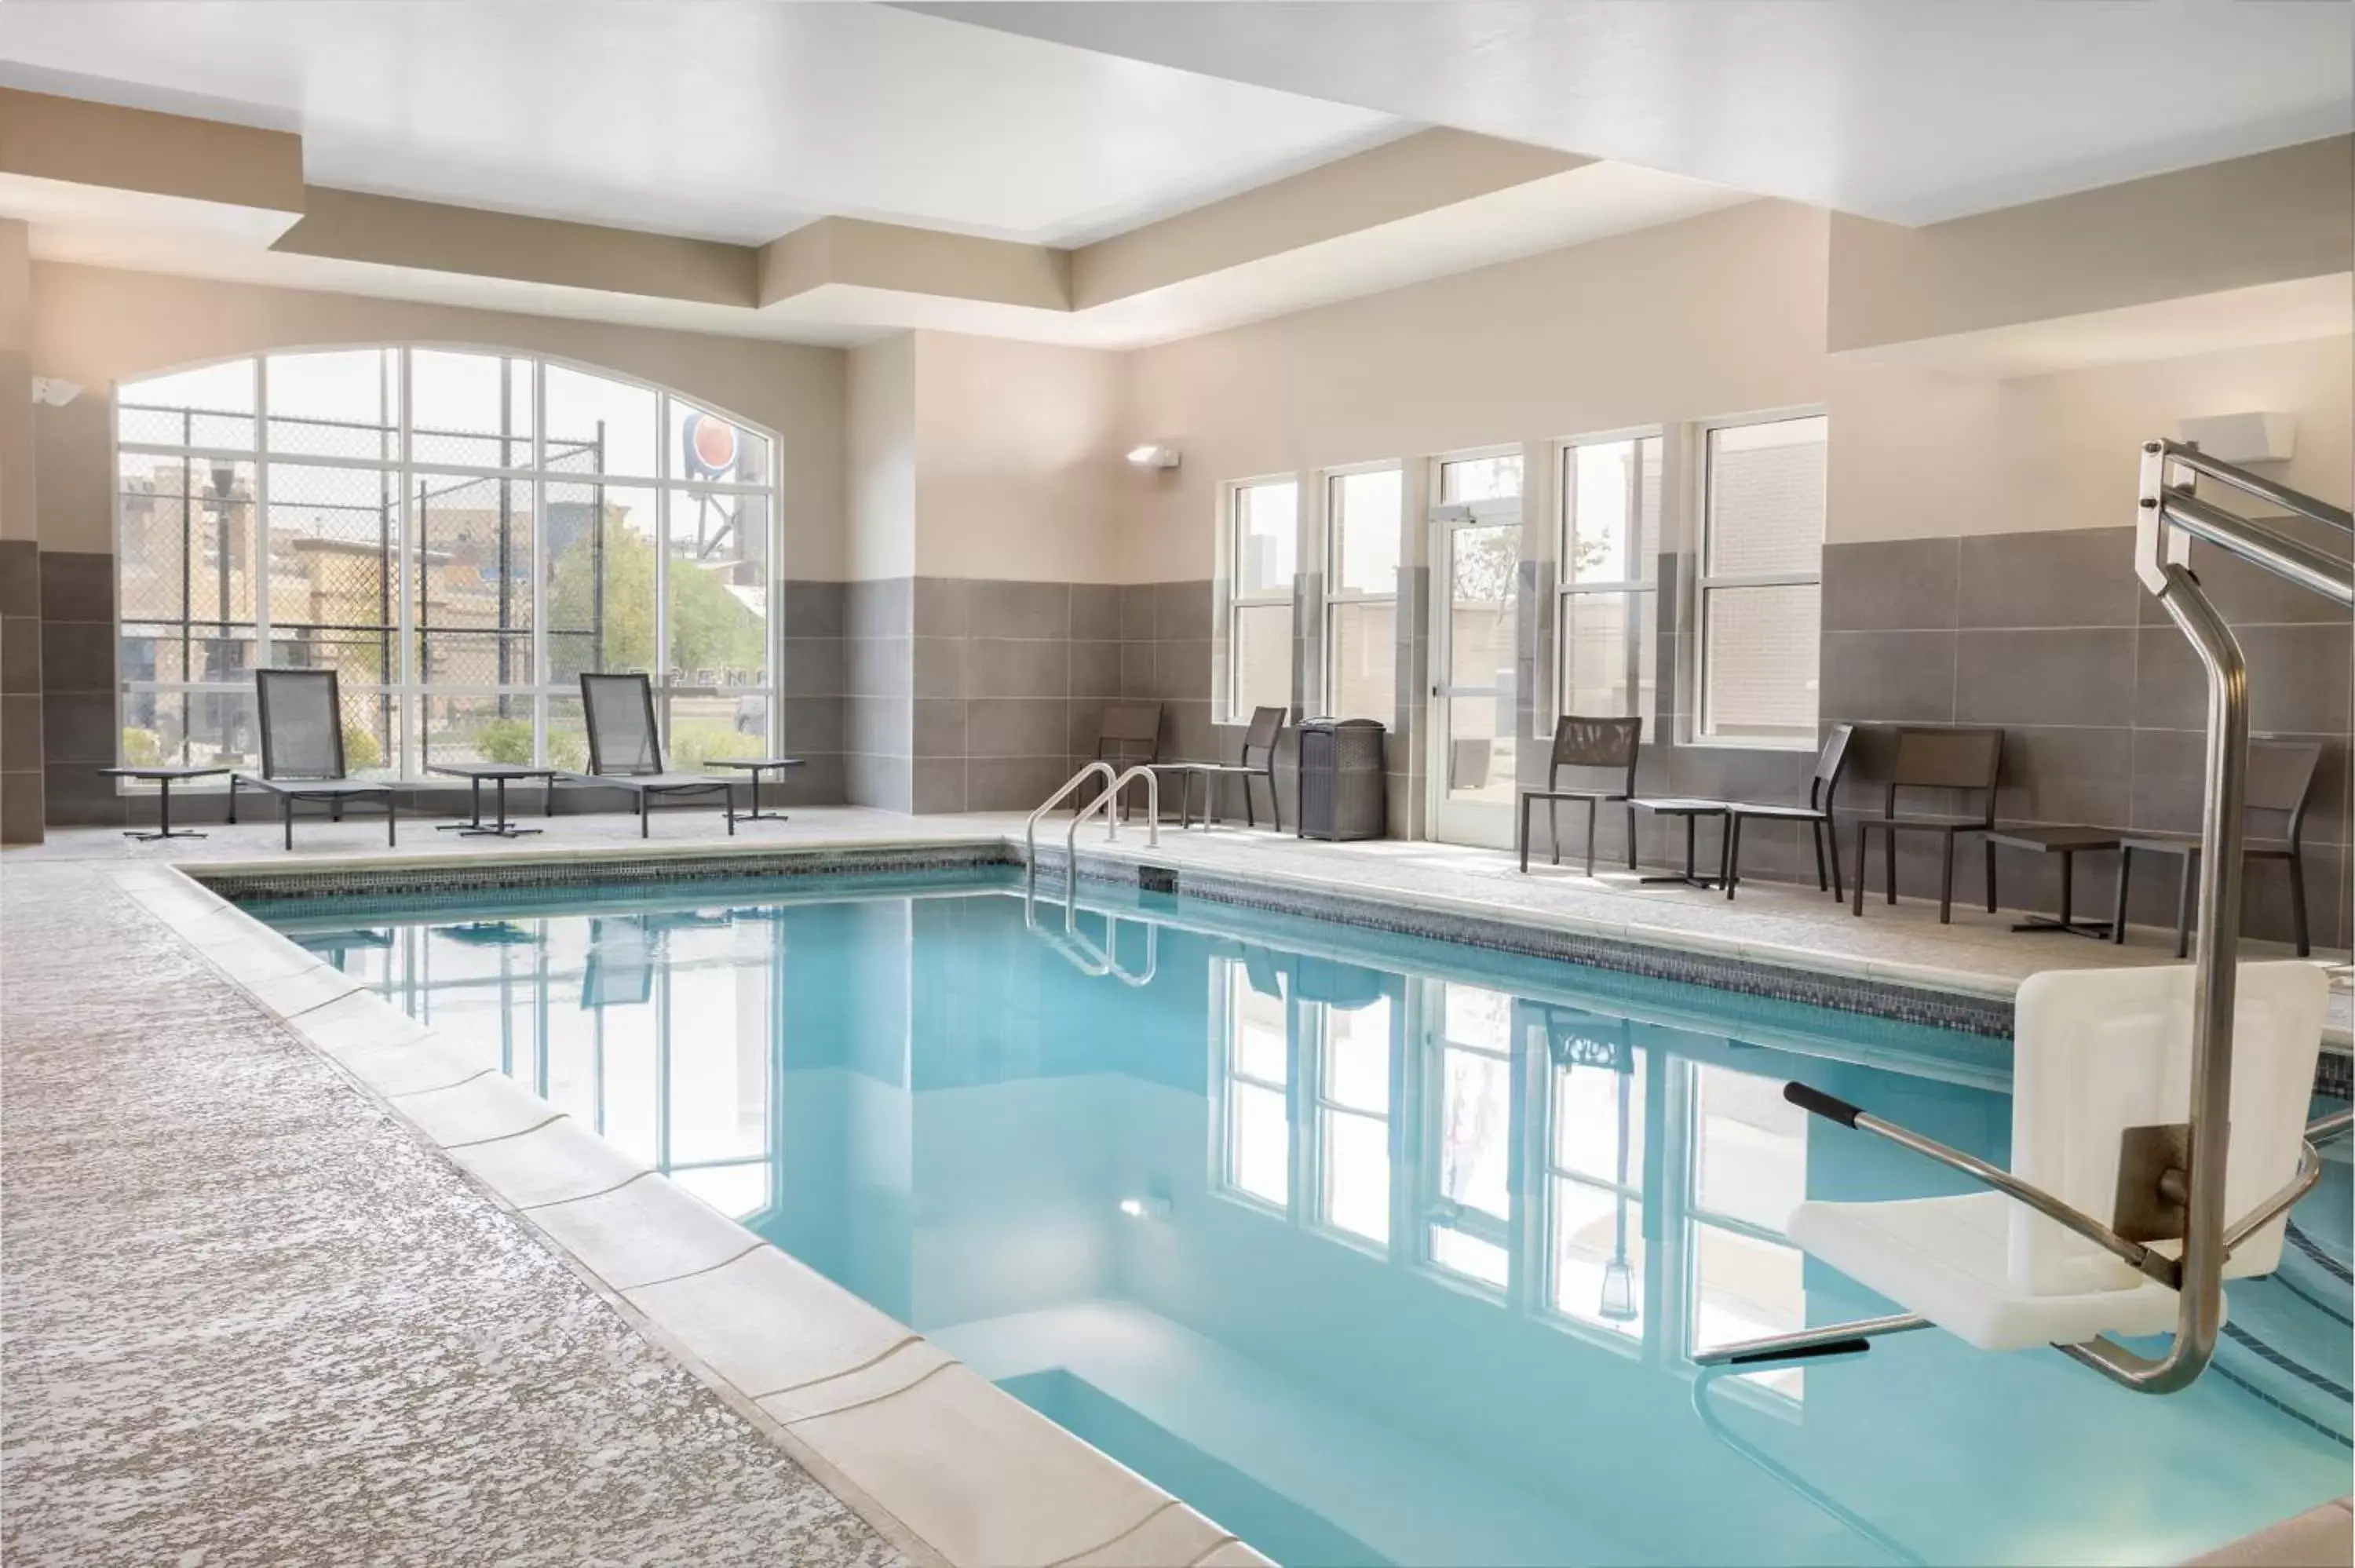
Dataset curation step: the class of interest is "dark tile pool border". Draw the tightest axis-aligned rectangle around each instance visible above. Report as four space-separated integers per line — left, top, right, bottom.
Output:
197 843 1013 904
201 837 2032 1039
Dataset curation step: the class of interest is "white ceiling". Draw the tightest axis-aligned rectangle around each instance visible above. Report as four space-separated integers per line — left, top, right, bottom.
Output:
915 0 2355 224
0 2 1409 246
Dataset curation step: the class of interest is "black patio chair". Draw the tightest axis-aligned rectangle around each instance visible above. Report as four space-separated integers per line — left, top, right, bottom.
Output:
1518 716 1642 876
2113 738 2321 957
1723 724 1855 902
1851 726 2003 924
228 669 398 850
566 673 737 837
1163 706 1286 830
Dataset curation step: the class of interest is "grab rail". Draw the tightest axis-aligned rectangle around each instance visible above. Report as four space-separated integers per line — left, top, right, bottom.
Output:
2056 439 2355 1395
1026 762 1116 903
1061 765 1160 923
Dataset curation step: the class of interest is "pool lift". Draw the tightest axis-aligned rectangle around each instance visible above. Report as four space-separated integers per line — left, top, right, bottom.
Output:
1024 761 1162 986
1697 440 2354 1395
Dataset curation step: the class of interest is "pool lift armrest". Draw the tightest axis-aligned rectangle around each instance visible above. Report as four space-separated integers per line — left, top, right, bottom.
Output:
1691 1088 2353 1373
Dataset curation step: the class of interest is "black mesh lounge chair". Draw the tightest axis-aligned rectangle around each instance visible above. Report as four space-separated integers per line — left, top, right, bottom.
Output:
1518 716 1641 875
228 669 398 850
1722 724 1855 901
1162 706 1285 830
1850 725 2003 924
568 673 737 838
2113 738 2321 958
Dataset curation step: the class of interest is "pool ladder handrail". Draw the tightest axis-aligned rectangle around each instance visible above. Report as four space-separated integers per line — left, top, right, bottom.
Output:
1695 441 2353 1396
1025 761 1118 906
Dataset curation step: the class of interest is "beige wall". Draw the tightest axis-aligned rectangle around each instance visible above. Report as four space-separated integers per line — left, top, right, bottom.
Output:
1116 199 1833 582
0 221 31 542
1829 137 2354 353
1829 334 2353 542
846 334 915 582
911 330 1125 582
26 262 847 573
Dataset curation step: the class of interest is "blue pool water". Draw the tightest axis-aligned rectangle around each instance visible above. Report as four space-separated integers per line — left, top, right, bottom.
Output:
250 870 2354 1567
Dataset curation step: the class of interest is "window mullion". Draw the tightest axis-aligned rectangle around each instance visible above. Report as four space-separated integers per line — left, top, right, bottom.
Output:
252 356 271 675
532 359 550 766
396 352 416 779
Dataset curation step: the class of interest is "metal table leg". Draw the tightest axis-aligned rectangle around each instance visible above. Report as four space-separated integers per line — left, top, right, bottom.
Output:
125 775 209 841
2010 846 2113 937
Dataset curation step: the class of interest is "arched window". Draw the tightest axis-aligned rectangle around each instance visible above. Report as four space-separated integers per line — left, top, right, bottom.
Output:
114 347 779 779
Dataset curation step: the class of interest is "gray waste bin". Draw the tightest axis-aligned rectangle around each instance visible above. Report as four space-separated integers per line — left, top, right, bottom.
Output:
1295 718 1386 841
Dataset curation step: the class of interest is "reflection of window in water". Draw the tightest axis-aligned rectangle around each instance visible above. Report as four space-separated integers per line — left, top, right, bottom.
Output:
347 913 778 1220
1687 1063 1811 1397
1429 985 1514 1287
1316 994 1392 1246
1548 1043 1646 1340
1221 963 1292 1210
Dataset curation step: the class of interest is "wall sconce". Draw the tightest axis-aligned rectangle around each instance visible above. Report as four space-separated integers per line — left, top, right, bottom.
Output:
31 377 81 408
1117 1194 1172 1219
1126 443 1181 471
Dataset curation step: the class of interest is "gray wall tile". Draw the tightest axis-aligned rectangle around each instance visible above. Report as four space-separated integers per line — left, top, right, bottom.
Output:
1154 581 1212 642
911 577 969 640
911 636 967 699
1821 538 1959 632
911 698 967 758
0 768 42 844
1072 584 1123 641
844 636 911 698
966 579 1069 640
0 542 36 619
780 636 844 698
780 696 845 756
780 579 847 639
2 692 41 774
41 691 115 764
1120 585 1157 642
1071 641 1123 698
2 616 41 694
36 552 111 624
1991 724 2134 826
847 695 911 758
1152 639 1211 703
845 578 911 639
1955 628 2134 727
1821 630 1955 724
845 750 909 814
967 698 1069 759
909 757 966 815
966 637 1069 698
1957 528 2138 629
967 755 1075 813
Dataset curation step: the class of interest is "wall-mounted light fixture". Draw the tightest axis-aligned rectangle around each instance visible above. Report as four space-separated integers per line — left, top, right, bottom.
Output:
1116 1194 1173 1219
31 377 81 408
1126 443 1181 471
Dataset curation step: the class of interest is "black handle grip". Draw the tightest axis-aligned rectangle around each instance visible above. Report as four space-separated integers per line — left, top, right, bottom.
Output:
1784 1081 1864 1129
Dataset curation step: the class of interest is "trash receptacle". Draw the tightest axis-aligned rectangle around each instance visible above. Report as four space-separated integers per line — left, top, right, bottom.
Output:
1295 718 1386 841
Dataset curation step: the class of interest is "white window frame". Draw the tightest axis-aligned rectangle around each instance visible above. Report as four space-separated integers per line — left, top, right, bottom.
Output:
1223 475 1298 722
1554 428 1662 727
1321 461 1404 727
1691 409 1827 749
110 343 783 784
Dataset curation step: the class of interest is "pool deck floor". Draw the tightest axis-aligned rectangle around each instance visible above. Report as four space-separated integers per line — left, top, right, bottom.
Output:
4 804 2349 1565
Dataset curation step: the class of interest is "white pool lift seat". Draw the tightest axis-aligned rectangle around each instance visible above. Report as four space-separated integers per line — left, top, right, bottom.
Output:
1785 962 2328 1354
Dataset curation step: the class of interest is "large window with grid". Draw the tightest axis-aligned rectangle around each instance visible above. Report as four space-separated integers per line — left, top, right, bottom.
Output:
1324 465 1402 724
113 348 778 780
1557 433 1662 724
1695 413 1827 745
1225 477 1298 720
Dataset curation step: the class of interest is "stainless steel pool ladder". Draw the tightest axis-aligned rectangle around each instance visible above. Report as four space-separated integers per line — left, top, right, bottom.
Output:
1024 761 1160 922
1697 440 2353 1395
1028 906 1160 987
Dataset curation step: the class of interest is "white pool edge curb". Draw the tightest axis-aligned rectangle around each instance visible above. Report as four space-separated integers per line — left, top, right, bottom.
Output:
108 862 1265 1568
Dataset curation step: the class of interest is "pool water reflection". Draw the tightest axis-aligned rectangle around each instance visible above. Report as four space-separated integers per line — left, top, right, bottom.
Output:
255 875 2354 1567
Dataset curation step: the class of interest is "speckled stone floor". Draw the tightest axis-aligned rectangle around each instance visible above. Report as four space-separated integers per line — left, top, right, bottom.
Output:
0 859 910 1568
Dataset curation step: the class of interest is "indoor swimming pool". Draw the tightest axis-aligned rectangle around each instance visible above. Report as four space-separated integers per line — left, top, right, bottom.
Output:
248 870 2354 1567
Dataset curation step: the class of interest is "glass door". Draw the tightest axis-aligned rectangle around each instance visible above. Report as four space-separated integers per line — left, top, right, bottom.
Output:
1427 475 1523 848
